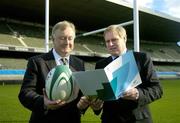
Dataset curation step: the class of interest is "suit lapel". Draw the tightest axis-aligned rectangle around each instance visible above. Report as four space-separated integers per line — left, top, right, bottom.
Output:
69 55 77 72
44 52 79 72
44 50 56 71
106 56 113 66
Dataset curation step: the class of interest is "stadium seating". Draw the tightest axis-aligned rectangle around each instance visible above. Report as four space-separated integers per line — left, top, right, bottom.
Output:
0 58 27 69
6 22 45 48
76 35 107 54
0 22 21 46
0 19 180 72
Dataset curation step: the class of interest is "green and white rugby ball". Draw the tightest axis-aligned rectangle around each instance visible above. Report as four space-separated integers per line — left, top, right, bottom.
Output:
45 65 73 101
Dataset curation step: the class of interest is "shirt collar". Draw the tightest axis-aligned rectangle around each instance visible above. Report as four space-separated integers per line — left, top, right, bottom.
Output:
52 48 70 65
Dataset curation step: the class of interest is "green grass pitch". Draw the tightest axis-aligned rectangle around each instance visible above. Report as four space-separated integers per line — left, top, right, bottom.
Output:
0 79 179 123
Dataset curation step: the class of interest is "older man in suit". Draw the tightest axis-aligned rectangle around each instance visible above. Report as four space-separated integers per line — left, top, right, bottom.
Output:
18 21 88 123
91 25 163 123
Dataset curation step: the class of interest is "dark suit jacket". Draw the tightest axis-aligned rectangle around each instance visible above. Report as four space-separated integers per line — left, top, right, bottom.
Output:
18 50 85 123
95 52 163 123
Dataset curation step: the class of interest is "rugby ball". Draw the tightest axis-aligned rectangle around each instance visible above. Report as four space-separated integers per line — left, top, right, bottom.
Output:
45 65 73 101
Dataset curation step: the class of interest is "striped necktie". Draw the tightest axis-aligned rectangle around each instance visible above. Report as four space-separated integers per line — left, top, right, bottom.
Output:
61 58 68 65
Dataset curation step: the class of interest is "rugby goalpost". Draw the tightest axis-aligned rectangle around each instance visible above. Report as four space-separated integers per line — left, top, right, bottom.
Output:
44 0 140 52
45 0 49 52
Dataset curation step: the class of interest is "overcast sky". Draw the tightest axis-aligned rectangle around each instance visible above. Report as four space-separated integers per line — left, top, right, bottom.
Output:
123 0 180 19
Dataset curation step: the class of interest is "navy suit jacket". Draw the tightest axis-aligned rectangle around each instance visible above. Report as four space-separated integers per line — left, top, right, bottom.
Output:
95 52 163 123
18 50 85 123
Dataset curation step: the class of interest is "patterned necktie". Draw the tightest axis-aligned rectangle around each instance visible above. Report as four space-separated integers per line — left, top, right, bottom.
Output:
61 58 68 65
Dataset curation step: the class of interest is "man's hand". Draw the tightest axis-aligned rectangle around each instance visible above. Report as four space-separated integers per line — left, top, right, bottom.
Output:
122 88 139 100
90 98 104 111
77 96 90 110
43 88 66 110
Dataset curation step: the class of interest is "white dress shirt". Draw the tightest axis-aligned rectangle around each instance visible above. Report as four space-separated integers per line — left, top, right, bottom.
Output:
52 49 70 66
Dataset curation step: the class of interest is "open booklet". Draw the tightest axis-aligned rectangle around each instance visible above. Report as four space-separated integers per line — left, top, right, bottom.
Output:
72 51 142 101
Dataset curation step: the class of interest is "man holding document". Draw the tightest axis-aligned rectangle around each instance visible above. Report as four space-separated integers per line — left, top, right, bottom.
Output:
91 25 163 123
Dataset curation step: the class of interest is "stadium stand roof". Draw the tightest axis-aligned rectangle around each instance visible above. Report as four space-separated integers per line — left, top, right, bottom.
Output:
1 0 180 43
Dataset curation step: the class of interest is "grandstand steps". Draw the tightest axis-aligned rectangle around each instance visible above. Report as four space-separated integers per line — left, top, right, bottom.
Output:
0 19 180 75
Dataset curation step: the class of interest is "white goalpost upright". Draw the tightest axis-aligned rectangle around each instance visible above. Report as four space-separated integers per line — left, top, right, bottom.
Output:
45 0 49 52
133 0 140 52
